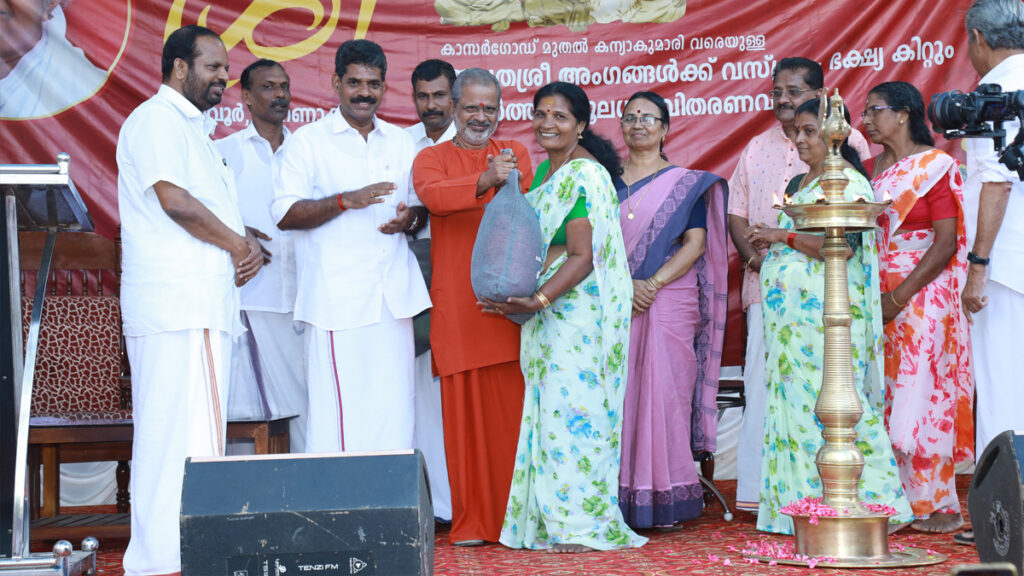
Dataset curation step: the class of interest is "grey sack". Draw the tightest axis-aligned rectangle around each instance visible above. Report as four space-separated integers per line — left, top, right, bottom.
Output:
470 169 544 325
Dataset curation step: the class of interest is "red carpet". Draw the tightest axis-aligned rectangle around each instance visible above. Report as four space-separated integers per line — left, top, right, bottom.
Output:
71 477 982 575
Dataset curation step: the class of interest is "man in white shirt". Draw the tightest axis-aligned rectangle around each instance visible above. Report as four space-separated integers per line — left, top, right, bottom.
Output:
116 25 262 576
0 2 105 118
961 0 1024 471
217 59 307 453
727 57 871 512
272 39 430 454
405 58 456 522
406 59 457 149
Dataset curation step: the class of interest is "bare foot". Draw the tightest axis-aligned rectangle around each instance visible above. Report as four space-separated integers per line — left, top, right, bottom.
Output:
912 512 965 534
547 544 594 554
888 520 912 535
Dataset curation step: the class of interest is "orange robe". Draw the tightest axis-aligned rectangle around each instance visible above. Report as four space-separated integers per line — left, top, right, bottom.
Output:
413 139 532 542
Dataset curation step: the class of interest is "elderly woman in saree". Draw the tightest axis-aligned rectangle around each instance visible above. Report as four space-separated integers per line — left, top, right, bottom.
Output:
481 81 646 553
745 98 913 535
862 81 972 534
612 91 728 531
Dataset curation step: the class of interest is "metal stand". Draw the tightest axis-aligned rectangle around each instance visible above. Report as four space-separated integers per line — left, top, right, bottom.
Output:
1 154 99 575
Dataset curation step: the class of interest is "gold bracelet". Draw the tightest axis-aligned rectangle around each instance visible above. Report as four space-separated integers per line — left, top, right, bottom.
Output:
745 255 757 270
649 273 666 290
535 290 551 308
889 291 907 308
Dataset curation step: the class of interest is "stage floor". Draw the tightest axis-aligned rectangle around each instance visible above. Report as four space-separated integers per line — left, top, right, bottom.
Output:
72 476 980 575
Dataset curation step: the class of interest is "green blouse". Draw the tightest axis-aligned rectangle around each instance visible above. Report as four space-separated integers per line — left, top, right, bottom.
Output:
532 160 589 246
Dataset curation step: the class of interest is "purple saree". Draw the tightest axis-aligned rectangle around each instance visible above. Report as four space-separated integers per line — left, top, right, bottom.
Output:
615 166 729 528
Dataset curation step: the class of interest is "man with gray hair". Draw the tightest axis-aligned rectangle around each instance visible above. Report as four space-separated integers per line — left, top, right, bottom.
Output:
960 0 1024 538
412 68 533 546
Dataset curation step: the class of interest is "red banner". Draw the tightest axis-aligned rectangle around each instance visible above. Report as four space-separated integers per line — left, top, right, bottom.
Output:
1 1 978 365
1 0 978 240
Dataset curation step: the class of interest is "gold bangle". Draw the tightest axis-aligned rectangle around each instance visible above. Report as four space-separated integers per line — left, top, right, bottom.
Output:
745 255 757 270
649 273 666 290
535 290 551 308
889 291 907 308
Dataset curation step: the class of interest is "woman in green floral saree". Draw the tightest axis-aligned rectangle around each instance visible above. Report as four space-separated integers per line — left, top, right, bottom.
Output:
481 82 646 552
745 99 913 535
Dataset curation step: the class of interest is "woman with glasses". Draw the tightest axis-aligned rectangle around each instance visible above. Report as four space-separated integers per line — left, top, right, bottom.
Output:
745 98 913 535
485 82 646 553
863 81 972 534
611 91 729 531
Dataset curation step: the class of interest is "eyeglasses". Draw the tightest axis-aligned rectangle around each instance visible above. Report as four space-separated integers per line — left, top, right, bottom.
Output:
767 88 815 100
459 103 499 116
621 115 663 127
860 105 899 119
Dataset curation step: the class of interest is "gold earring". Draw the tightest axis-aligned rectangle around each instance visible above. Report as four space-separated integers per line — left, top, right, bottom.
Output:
578 132 583 140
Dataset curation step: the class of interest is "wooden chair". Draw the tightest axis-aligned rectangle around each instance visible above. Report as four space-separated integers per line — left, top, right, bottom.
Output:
21 231 295 544
20 230 133 541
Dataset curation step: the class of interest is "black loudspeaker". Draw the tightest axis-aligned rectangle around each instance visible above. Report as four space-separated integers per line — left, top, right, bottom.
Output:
969 431 1024 574
180 450 433 576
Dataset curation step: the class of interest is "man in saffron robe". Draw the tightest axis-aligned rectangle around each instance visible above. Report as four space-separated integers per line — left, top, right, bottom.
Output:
412 68 532 546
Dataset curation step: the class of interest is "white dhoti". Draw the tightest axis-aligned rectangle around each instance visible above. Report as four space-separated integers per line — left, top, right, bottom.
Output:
413 350 452 521
228 310 308 453
306 303 415 453
974 281 1024 455
123 329 230 576
736 303 767 511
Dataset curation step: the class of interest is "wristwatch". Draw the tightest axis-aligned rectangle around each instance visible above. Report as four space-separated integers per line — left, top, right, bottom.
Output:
967 251 991 266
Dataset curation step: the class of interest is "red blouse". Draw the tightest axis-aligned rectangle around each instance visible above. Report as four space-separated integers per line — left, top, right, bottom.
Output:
868 157 958 230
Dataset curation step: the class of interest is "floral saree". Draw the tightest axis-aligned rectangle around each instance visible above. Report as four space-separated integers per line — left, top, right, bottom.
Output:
500 158 646 550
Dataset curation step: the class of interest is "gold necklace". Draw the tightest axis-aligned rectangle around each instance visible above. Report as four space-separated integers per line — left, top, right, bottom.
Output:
625 158 663 220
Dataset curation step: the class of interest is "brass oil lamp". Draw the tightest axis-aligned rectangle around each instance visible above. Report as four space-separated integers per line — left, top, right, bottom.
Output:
744 90 946 568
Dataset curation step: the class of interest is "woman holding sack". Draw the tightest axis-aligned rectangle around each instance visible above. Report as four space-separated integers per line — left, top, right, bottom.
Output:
745 98 913 535
862 81 972 534
612 91 729 531
480 81 645 553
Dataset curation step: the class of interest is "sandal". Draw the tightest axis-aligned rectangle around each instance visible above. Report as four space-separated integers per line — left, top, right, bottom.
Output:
953 530 976 546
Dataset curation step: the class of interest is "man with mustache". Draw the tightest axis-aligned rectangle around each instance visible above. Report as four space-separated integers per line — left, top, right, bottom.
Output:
116 25 263 576
727 57 870 514
407 59 457 149
405 58 456 523
216 59 307 454
272 39 429 454
412 68 532 545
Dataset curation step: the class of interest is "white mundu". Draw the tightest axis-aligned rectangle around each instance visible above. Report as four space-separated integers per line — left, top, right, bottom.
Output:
217 124 308 453
406 120 457 521
117 84 243 576
272 110 430 453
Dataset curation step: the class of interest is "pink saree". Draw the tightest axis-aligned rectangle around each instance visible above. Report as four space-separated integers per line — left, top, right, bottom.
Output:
872 149 973 517
616 166 728 528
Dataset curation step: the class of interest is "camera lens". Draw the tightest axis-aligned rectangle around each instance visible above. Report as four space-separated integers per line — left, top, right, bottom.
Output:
928 91 972 132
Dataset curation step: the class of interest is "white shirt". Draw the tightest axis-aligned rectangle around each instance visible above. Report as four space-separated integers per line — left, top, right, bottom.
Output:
406 120 456 240
272 109 430 331
117 85 244 337
405 121 457 153
964 53 1024 294
0 7 106 119
216 124 297 313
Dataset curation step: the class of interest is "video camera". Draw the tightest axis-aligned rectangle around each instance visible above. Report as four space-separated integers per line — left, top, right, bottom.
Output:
928 83 1024 180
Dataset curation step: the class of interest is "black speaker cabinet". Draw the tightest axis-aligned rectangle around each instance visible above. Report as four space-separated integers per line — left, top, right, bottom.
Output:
969 431 1024 574
180 450 433 576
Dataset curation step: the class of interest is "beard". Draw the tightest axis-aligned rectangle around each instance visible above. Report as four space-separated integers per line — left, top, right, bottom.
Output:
183 69 225 112
458 120 496 147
